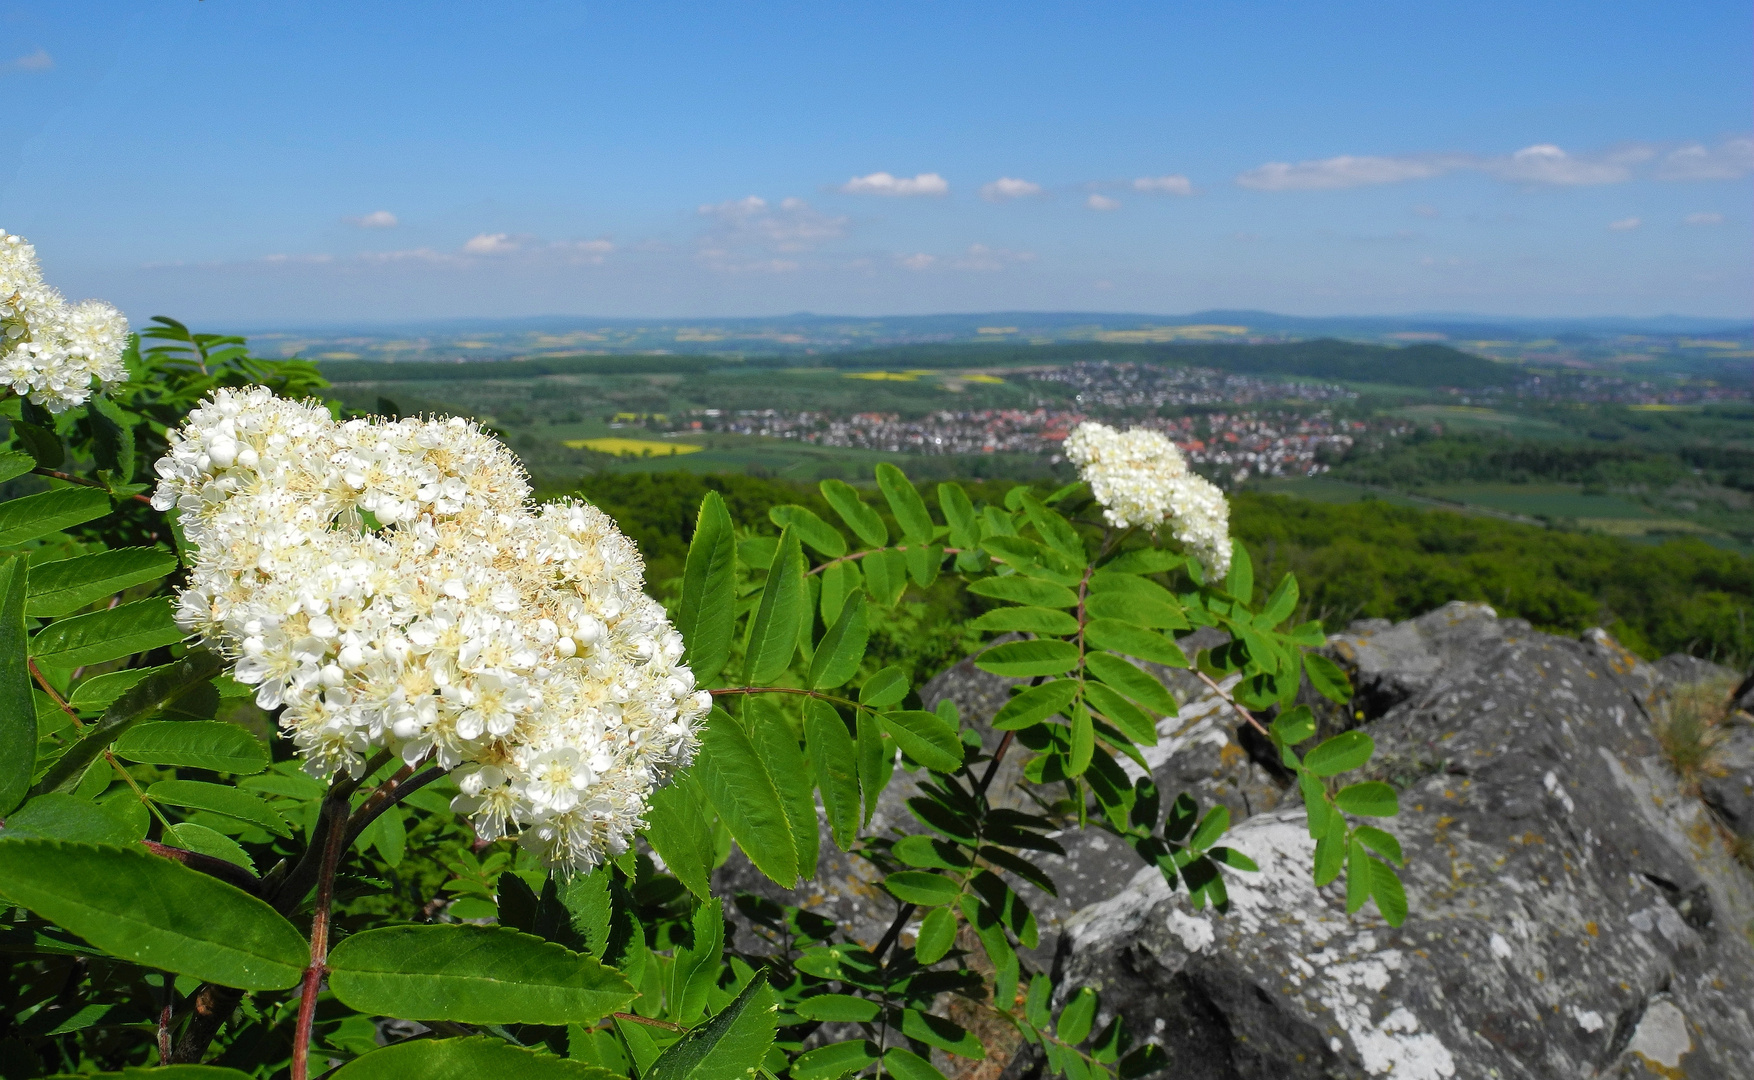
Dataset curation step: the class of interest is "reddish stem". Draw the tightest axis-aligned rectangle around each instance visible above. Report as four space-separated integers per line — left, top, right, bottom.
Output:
1192 668 1273 738
29 659 84 732
290 797 349 1080
32 467 153 504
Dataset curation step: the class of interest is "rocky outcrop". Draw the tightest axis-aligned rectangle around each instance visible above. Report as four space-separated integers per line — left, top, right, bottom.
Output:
1053 603 1754 1080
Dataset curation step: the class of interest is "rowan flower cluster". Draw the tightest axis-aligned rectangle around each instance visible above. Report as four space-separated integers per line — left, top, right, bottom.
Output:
0 231 129 413
152 387 710 871
1064 421 1232 579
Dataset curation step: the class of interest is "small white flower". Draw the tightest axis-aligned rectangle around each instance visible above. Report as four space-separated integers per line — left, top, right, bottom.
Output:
1065 421 1232 578
0 232 129 412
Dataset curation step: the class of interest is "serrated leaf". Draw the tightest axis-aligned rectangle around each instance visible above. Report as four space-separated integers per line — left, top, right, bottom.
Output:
1067 702 1094 777
0 487 111 547
147 780 289 836
862 548 908 607
645 971 777 1080
642 772 714 901
770 504 847 558
818 558 860 626
1085 619 1187 667
975 639 1080 677
885 870 959 906
1084 652 1178 715
1261 573 1299 627
1056 986 1098 1045
858 665 909 708
1080 680 1156 745
1354 825 1404 865
967 576 1079 609
0 449 35 483
879 710 963 773
331 1035 620 1079
1303 730 1374 777
29 597 184 668
1303 652 1352 704
11 417 63 469
1100 549 1185 575
856 712 889 828
808 591 867 690
1334 781 1399 817
1225 540 1253 602
937 482 978 550
1368 857 1408 925
162 821 255 872
743 525 804 683
913 907 958 969
696 709 799 888
668 898 724 1024
793 1039 880 1080
1312 812 1346 888
0 557 30 815
904 542 943 588
819 478 887 548
1271 704 1316 747
796 993 881 1023
328 924 635 1025
875 463 933 544
1208 845 1259 872
968 606 1080 635
678 491 737 682
1019 493 1082 561
746 697 819 880
992 678 1078 731
0 840 306 989
25 549 177 618
902 1009 984 1059
1345 836 1371 914
0 792 138 844
112 721 268 775
1188 805 1230 851
884 1047 950 1080
88 396 137 481
804 699 860 850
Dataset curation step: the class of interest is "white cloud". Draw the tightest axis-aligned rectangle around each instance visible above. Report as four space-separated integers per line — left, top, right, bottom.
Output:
1132 175 1193 195
1484 144 1639 186
5 48 52 74
980 177 1042 201
1236 154 1447 191
1657 138 1754 181
897 253 937 271
462 232 520 254
346 210 398 229
1086 194 1121 211
1684 212 1725 226
951 243 1034 271
840 171 949 197
1608 217 1642 231
698 196 846 251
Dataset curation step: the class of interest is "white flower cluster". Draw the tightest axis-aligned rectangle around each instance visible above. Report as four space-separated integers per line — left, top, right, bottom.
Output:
1064 421 1232 579
0 231 129 413
152 387 710 871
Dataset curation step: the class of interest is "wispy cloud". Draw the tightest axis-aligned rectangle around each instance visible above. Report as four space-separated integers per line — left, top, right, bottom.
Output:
840 171 949 197
1657 138 1754 181
1086 194 1121 211
5 48 52 74
980 177 1042 201
951 243 1034 271
1481 144 1645 185
1608 217 1642 231
1237 137 1752 192
897 252 936 271
345 210 398 229
462 232 520 255
1684 212 1726 226
1132 175 1193 195
698 196 846 251
1237 154 1449 191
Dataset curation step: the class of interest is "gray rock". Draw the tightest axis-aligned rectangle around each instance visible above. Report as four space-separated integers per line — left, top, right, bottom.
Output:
1053 606 1754 1080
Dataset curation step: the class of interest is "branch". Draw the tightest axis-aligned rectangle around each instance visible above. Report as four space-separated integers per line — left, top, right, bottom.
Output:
805 545 965 577
291 796 349 1080
29 659 84 732
141 839 262 894
31 467 153 505
1192 668 1273 738
343 764 444 850
612 1012 685 1032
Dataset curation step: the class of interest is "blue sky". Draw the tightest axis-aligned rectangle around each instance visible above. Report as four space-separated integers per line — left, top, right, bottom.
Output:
2 0 1750 324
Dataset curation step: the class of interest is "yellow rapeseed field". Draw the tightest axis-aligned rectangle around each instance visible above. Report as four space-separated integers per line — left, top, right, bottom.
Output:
564 437 703 456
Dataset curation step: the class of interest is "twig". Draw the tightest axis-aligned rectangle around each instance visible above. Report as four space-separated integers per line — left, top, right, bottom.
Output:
343 764 444 850
31 467 153 504
804 546 965 578
29 659 84 732
291 796 349 1080
612 1012 686 1032
1192 668 1273 738
141 839 262 894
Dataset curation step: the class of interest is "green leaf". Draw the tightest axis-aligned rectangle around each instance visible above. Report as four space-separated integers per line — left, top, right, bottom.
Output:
818 558 859 626
89 396 137 481
0 840 305 989
147 780 289 837
1303 653 1352 704
745 697 819 881
31 651 227 795
670 899 724 1026
0 792 138 844
12 418 63 469
65 665 165 713
808 591 868 690
770 504 847 558
742 526 804 683
864 548 909 606
1271 705 1316 747
1084 619 1187 667
678 491 737 682
29 597 184 669
967 576 1079 609
25 549 176 621
1208 845 1259 872
993 678 1078 731
1100 549 1184 575
968 606 1080 635
883 1047 950 1080
1025 973 1053 1029
1334 781 1399 817
894 835 971 871
330 1036 620 1079
856 712 889 828
793 1039 880 1080
1080 681 1156 746
901 1009 984 1059
1082 590 1188 629
975 639 1080 678
0 487 111 547
113 721 268 775
696 709 799 887
1302 731 1375 777
1368 857 1408 926
644 971 778 1080
643 773 714 902
804 699 860 850
1188 805 1230 851
0 557 31 816
1019 494 1082 561
328 924 635 1025
819 479 888 548
1261 573 1299 627
1056 986 1098 1045
884 870 959 906
1084 652 1178 715
1067 703 1094 777
0 449 35 483
1312 813 1346 888
875 463 933 544
1354 825 1404 865
858 665 910 708
913 904 958 964
879 710 964 773
1225 540 1253 602
903 542 943 588
937 482 979 550
162 822 255 872
795 994 881 1023
1345 836 1371 914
